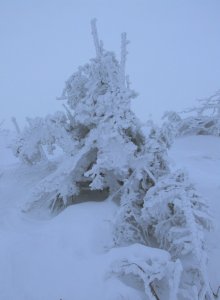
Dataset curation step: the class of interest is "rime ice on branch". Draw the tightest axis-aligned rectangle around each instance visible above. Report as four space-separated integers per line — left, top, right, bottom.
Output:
91 18 103 58
120 32 129 88
162 89 220 138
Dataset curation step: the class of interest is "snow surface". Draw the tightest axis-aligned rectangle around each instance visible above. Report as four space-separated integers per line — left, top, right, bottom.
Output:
0 133 220 299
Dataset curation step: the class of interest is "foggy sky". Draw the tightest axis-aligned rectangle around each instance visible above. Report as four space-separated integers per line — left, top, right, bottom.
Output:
1 0 220 129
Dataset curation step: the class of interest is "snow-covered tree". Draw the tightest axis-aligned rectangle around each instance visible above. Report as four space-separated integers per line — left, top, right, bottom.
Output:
11 20 214 299
12 19 147 214
163 90 220 138
113 120 169 247
109 244 182 300
141 170 212 299
160 111 182 146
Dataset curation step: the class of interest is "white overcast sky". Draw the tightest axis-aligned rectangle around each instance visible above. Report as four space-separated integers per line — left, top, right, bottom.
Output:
1 0 220 129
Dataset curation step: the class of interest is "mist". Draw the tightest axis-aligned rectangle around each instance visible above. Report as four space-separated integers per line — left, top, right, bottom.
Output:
1 0 220 129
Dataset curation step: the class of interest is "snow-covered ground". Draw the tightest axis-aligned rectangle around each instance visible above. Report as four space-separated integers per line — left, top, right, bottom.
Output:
0 133 220 299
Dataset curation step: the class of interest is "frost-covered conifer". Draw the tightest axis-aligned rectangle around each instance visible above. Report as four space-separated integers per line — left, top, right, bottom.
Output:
13 19 147 213
110 244 182 300
12 112 75 165
141 170 213 299
113 120 169 246
11 21 213 299
164 90 220 138
161 111 182 147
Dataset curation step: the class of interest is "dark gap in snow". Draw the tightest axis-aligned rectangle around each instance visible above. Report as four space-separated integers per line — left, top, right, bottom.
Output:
67 188 110 205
